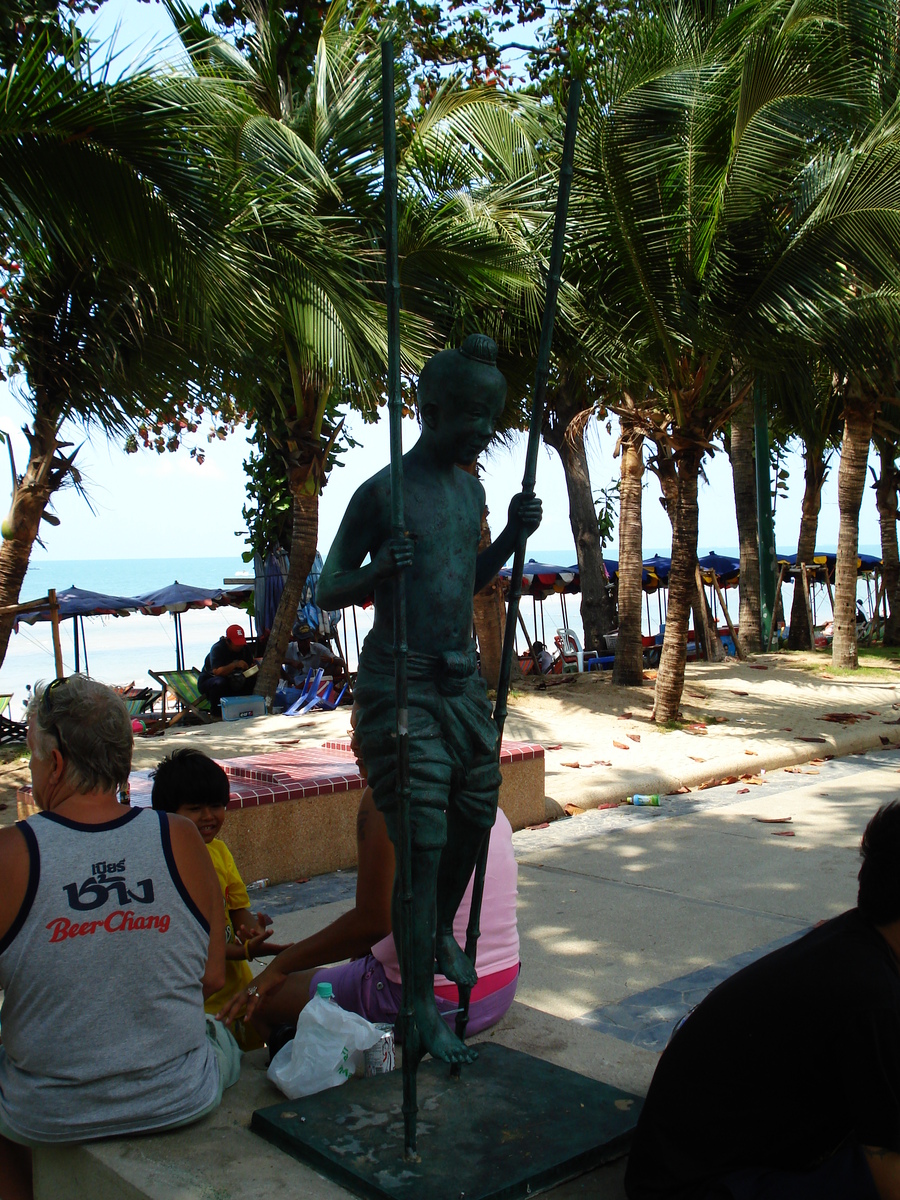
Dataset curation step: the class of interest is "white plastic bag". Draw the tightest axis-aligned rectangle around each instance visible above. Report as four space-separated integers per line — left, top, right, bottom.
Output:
267 994 386 1099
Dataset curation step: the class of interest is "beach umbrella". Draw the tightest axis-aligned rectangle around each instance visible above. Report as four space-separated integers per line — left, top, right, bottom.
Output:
15 586 142 675
642 554 671 587
136 581 253 669
698 552 740 587
253 550 289 636
498 560 579 602
16 586 140 622
297 551 343 638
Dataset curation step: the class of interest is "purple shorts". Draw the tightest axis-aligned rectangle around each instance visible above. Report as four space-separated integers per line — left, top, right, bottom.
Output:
309 955 519 1036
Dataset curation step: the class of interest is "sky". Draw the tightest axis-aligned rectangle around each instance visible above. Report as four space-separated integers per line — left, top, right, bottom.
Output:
0 0 884 571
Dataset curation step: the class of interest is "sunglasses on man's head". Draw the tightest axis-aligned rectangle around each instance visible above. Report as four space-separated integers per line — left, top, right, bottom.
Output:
40 677 69 756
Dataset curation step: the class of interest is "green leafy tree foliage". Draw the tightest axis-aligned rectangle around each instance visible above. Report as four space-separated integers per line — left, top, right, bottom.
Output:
571 0 900 722
0 0 101 68
0 31 259 662
166 0 541 698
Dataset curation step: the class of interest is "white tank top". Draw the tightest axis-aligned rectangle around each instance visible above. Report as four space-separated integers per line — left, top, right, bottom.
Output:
0 808 219 1143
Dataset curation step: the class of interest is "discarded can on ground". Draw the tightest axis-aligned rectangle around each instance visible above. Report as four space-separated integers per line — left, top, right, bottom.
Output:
364 1025 395 1076
629 794 660 807
246 877 270 891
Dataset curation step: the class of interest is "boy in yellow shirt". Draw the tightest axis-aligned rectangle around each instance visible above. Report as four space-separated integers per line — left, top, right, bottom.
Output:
151 749 288 1049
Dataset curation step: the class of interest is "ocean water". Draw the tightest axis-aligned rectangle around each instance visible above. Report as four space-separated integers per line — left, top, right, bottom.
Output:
3 557 254 717
0 542 879 720
0 551 588 713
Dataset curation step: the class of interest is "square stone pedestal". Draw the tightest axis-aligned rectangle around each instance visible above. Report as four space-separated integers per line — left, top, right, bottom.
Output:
252 1043 641 1200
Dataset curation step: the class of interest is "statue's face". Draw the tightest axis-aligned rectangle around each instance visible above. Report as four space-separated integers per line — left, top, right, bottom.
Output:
430 390 505 465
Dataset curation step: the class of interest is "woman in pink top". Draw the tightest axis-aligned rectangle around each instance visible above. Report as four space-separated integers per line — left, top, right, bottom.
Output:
218 787 519 1042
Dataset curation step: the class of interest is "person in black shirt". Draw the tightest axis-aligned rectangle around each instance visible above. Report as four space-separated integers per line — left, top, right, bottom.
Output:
197 625 256 716
625 801 900 1200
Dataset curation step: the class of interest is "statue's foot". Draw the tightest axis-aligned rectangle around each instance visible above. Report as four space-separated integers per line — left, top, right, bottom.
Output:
435 931 477 989
412 999 477 1065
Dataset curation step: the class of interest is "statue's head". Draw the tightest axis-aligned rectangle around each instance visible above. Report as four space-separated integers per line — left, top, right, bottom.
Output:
417 334 507 464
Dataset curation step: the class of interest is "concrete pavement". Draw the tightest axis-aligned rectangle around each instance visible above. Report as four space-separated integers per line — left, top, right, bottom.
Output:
39 747 900 1198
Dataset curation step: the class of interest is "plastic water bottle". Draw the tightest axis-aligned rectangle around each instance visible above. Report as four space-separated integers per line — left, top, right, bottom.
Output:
316 981 338 1004
629 793 660 806
311 981 357 1078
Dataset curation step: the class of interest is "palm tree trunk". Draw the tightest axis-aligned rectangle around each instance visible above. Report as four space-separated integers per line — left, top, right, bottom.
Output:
560 422 615 649
832 379 877 669
875 438 900 646
613 414 645 685
255 488 319 700
787 448 826 650
654 449 702 723
0 401 63 665
542 385 615 651
729 388 762 652
655 444 723 666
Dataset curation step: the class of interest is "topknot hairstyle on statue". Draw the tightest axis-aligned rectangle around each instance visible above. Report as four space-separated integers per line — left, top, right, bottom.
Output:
150 748 230 814
416 333 507 416
459 332 499 364
857 800 900 925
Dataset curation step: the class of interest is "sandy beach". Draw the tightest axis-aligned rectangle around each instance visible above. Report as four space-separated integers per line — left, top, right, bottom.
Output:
5 651 900 829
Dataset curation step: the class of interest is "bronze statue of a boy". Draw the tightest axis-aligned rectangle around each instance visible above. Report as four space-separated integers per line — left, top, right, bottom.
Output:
318 334 541 1065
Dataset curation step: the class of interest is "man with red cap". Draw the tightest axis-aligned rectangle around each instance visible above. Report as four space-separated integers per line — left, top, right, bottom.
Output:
197 625 256 715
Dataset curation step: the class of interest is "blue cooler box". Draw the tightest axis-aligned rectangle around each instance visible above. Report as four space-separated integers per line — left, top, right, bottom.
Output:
221 694 267 721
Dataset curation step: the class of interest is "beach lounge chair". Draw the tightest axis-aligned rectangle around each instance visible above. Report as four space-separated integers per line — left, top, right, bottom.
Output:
148 669 214 727
309 681 349 711
0 694 27 745
119 687 161 717
284 669 324 716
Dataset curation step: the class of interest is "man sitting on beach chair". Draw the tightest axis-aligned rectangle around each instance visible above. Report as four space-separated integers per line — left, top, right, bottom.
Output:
197 625 256 717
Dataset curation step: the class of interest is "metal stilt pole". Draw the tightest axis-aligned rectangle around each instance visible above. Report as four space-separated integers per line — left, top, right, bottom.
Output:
381 36 417 1160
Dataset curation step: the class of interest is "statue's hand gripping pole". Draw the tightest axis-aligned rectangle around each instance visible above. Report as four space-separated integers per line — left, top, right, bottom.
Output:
382 36 418 1159
452 77 583 1071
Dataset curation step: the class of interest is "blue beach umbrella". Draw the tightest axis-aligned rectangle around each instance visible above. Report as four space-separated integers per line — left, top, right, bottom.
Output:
698 552 740 587
15 586 141 675
136 581 253 669
642 554 671 589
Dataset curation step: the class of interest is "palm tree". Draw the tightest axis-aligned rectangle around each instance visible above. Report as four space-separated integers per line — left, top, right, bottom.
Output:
873 429 900 645
727 385 762 653
571 0 900 721
765 366 842 649
612 399 646 685
540 366 616 653
170 0 542 698
0 32 259 663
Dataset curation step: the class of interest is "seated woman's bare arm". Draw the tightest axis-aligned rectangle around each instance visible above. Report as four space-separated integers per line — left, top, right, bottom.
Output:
865 1147 900 1200
218 788 395 1026
167 815 226 998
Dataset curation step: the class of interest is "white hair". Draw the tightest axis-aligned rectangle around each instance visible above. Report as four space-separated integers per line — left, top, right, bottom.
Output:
28 675 133 794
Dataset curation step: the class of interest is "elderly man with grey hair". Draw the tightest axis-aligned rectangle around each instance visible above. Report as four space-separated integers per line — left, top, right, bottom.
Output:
0 675 239 1200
